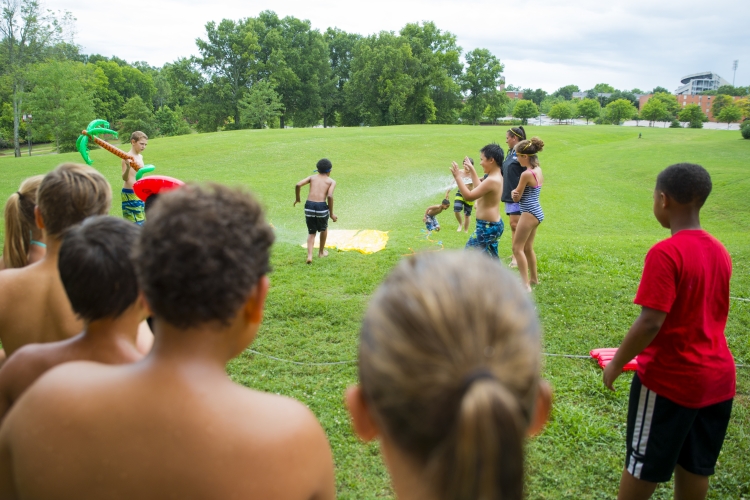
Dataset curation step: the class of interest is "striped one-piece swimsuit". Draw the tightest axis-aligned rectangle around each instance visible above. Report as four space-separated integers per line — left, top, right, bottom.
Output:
519 170 544 223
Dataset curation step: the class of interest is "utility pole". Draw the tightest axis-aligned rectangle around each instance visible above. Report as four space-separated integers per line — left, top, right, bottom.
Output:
22 114 32 156
732 60 738 87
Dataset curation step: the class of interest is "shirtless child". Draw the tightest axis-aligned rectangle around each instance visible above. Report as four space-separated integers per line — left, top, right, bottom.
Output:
0 163 111 359
121 131 148 225
0 184 336 500
450 143 505 259
446 157 476 233
424 197 451 233
0 216 147 422
294 158 338 264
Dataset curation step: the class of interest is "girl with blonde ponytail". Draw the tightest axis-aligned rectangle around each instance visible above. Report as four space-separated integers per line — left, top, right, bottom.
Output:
1 175 45 270
346 251 551 500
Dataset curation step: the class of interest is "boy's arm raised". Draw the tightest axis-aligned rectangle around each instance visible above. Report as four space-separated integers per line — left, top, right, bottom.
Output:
294 177 311 207
464 158 480 187
121 158 130 182
603 306 667 390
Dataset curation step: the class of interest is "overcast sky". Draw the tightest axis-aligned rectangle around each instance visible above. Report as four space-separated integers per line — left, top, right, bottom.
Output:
46 0 749 93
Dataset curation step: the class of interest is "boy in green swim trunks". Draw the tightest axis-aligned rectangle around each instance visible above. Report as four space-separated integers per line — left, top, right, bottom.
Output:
445 157 475 233
121 131 148 225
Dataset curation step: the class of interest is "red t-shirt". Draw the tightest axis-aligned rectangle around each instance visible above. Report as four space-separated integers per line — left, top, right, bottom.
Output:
634 229 735 408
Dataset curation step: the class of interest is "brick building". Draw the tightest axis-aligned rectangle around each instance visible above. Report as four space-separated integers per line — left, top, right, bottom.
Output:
639 94 744 122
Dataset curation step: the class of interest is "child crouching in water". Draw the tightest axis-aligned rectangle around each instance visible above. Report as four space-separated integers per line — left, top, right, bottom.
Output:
346 251 552 500
423 198 450 233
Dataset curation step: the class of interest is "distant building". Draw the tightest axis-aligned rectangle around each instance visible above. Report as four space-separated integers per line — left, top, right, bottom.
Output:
639 93 743 122
675 71 730 95
505 91 524 100
571 92 648 101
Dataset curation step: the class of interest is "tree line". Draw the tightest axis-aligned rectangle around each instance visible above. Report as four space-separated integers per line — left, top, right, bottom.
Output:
0 1 511 155
505 83 749 129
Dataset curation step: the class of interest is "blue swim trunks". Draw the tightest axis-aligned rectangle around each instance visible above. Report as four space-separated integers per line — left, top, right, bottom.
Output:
425 214 440 232
121 188 145 225
465 219 504 258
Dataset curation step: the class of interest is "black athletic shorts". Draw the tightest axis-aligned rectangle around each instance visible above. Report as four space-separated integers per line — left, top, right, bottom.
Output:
625 374 733 483
304 200 329 235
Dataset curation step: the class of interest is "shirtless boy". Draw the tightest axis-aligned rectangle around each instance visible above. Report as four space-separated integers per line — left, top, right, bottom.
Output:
424 198 451 233
450 143 505 259
0 184 336 500
121 131 148 225
446 157 476 232
0 163 111 359
0 216 147 422
294 158 338 264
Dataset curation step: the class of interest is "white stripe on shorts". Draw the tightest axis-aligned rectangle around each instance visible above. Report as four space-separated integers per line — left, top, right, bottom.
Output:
628 382 656 479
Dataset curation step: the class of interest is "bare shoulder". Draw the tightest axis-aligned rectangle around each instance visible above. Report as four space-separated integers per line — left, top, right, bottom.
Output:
231 386 325 436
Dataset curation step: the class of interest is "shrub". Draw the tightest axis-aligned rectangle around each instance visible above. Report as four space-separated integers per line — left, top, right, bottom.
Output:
669 119 682 128
741 121 750 140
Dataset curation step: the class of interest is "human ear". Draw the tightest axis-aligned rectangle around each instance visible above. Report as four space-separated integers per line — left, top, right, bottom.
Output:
527 380 552 436
136 292 152 319
345 385 380 442
243 275 270 324
34 205 45 230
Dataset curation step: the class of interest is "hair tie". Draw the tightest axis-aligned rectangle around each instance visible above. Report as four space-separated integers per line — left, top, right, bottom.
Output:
509 128 523 139
16 191 23 200
461 368 495 394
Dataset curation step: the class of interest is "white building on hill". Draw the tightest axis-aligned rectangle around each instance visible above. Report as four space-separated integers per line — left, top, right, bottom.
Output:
675 72 730 95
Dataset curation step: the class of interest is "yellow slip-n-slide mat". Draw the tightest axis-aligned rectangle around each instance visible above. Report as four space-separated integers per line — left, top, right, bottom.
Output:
301 230 389 255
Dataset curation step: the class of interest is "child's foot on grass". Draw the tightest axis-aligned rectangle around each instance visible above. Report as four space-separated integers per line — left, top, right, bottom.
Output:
530 278 540 286
457 225 462 232
319 250 329 258
509 260 518 268
306 257 312 264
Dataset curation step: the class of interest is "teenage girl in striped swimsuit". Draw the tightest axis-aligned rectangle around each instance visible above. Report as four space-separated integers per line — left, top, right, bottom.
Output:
511 137 545 292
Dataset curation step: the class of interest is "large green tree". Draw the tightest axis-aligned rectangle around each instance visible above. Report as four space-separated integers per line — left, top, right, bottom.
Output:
649 92 678 118
512 99 538 125
119 95 156 138
521 88 547 106
0 0 70 156
400 21 463 124
604 99 636 124
577 98 600 124
716 105 741 129
196 18 260 129
25 60 95 152
459 48 504 125
677 104 706 129
640 99 669 126
322 27 361 127
238 79 284 128
711 95 734 119
552 84 579 100
548 102 572 123
344 31 416 126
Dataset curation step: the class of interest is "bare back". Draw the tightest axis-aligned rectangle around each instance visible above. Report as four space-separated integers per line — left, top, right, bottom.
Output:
0 333 143 422
0 259 81 358
0 361 335 500
307 174 336 203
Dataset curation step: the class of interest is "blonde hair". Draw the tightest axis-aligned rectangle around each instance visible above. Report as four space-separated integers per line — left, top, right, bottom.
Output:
3 175 44 268
515 137 545 169
37 163 112 239
130 131 148 142
359 252 542 500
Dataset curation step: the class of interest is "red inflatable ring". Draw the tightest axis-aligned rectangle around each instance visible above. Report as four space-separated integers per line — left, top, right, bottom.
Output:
133 175 185 201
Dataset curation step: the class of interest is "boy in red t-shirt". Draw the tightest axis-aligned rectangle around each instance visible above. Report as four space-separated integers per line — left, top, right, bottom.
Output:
603 163 735 500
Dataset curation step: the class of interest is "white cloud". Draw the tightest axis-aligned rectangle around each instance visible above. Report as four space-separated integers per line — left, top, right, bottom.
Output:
46 0 750 91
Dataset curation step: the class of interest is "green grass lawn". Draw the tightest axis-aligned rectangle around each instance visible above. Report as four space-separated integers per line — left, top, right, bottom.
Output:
1 125 748 498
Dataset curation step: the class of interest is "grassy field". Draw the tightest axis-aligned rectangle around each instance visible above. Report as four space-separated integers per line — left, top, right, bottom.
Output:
1 125 748 498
